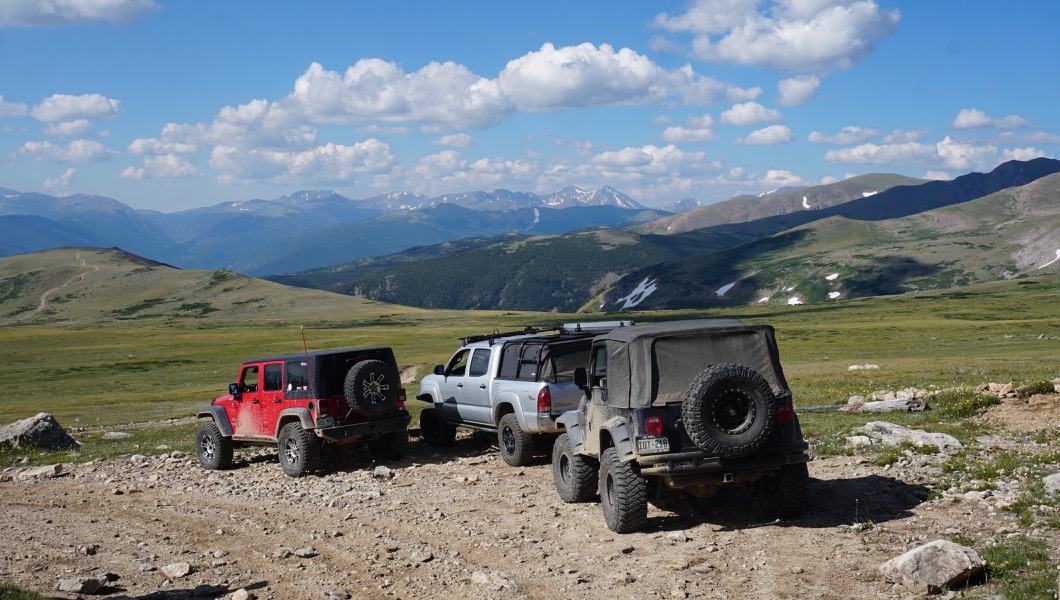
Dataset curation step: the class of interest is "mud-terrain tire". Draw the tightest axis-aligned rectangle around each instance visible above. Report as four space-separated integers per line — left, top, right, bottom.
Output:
344 360 399 418
498 413 533 466
599 447 648 533
278 422 321 477
755 462 810 519
195 421 233 470
368 430 409 461
552 433 599 503
681 363 776 459
419 407 456 447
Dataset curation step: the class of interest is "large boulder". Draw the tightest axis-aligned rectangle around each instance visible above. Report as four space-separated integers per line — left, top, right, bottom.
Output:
0 413 79 450
847 421 962 451
879 540 985 593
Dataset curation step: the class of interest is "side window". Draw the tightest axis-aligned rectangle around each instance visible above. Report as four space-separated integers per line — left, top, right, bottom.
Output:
468 349 491 377
286 361 309 391
263 363 283 392
240 365 260 392
591 346 608 386
446 349 470 377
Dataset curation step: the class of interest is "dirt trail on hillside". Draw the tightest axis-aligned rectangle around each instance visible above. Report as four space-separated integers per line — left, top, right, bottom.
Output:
2 399 1059 599
7 250 99 323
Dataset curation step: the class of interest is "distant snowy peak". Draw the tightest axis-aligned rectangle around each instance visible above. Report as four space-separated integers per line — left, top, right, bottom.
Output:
543 185 645 209
275 190 340 204
658 198 701 213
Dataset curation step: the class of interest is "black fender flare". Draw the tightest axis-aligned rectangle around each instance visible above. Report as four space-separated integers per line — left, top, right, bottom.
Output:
197 407 233 437
600 416 636 462
557 411 585 454
275 408 314 438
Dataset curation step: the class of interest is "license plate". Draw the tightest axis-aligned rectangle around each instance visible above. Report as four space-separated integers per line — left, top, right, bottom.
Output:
636 436 670 454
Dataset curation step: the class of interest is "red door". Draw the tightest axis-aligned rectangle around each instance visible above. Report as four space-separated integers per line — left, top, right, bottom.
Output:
259 362 285 436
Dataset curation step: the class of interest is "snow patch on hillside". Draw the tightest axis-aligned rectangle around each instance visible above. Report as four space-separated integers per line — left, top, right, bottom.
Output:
802 196 811 209
716 281 736 296
787 296 803 305
829 292 841 299
863 191 878 198
616 277 658 309
1039 249 1060 269
826 273 840 281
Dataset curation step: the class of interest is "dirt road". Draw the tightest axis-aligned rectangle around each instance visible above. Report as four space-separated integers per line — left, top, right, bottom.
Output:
1 401 1057 600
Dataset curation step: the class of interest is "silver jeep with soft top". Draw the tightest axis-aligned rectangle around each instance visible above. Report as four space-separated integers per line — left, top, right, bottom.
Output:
553 319 810 533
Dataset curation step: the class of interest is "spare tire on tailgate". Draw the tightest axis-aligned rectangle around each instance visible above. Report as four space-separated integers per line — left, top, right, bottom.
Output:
343 359 399 418
681 363 776 458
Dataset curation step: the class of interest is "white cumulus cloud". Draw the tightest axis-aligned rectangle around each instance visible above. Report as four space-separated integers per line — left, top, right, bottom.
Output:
720 101 782 126
655 0 900 72
736 125 794 144
121 155 198 179
808 125 879 144
0 95 29 117
0 0 159 28
952 108 1034 130
31 93 120 122
776 75 820 106
433 133 472 148
209 139 397 184
43 167 76 189
15 139 116 162
43 119 92 136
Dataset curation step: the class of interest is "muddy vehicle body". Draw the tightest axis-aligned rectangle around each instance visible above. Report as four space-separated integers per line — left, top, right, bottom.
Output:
553 319 810 532
196 347 411 477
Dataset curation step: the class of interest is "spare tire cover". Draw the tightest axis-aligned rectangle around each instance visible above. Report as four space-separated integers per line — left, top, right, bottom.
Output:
681 363 776 458
343 359 399 418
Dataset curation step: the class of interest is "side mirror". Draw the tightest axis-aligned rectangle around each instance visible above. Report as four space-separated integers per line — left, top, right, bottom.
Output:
573 367 587 390
228 383 242 400
433 364 445 376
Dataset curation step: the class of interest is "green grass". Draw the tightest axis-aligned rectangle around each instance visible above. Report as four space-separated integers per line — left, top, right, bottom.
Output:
978 536 1057 599
0 582 49 599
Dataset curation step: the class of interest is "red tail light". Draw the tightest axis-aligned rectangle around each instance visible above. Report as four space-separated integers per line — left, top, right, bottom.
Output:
537 387 552 413
644 415 663 436
397 387 407 410
776 402 793 425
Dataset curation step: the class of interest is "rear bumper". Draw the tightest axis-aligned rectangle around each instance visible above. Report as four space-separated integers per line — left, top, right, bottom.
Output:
315 413 411 443
637 444 810 486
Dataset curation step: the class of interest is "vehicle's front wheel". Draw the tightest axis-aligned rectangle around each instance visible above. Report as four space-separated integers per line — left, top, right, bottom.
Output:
195 421 233 470
755 462 810 519
368 430 409 461
599 447 647 533
497 413 533 466
552 433 598 503
278 422 322 477
419 406 456 447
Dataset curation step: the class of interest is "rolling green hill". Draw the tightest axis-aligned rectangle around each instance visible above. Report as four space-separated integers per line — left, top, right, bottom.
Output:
601 172 1060 309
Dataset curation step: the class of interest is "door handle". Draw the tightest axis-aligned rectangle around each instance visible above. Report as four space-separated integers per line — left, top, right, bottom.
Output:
456 383 464 388
251 400 259 404
273 399 281 403
479 384 487 389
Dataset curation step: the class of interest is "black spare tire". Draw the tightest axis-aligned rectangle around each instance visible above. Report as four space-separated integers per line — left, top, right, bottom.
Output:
681 363 776 458
343 359 399 417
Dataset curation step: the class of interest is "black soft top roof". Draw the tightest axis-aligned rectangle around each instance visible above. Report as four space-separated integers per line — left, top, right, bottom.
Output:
242 347 397 398
243 347 395 366
595 319 789 408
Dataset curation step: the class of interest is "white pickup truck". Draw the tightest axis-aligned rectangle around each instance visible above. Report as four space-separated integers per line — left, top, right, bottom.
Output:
416 322 632 466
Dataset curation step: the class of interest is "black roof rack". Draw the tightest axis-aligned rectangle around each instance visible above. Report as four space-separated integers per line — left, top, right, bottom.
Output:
458 320 634 346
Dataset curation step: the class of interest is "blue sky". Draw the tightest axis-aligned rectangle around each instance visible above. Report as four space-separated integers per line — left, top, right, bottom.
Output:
1 0 1058 212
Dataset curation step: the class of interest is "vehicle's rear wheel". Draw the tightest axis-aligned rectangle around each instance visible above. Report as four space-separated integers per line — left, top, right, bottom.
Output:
195 421 233 470
368 430 409 461
755 462 810 519
599 447 647 533
552 433 598 503
498 413 533 466
278 422 321 477
681 363 776 458
344 360 399 418
419 406 456 446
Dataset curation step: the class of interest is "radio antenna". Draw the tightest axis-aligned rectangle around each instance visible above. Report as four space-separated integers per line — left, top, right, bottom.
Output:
300 326 315 396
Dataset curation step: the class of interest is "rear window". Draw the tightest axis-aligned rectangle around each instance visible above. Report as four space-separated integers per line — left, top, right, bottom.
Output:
497 342 542 381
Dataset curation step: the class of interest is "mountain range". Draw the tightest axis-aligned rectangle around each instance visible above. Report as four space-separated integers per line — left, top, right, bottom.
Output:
0 184 658 276
3 158 1059 313
274 158 1060 312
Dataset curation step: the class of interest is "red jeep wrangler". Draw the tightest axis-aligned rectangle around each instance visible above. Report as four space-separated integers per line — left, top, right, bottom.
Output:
195 347 411 477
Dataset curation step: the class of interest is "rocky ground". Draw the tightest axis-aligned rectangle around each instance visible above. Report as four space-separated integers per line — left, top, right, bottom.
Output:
2 396 1059 600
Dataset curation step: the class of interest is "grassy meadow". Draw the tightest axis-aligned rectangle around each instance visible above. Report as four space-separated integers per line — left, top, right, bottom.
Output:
0 248 1058 461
